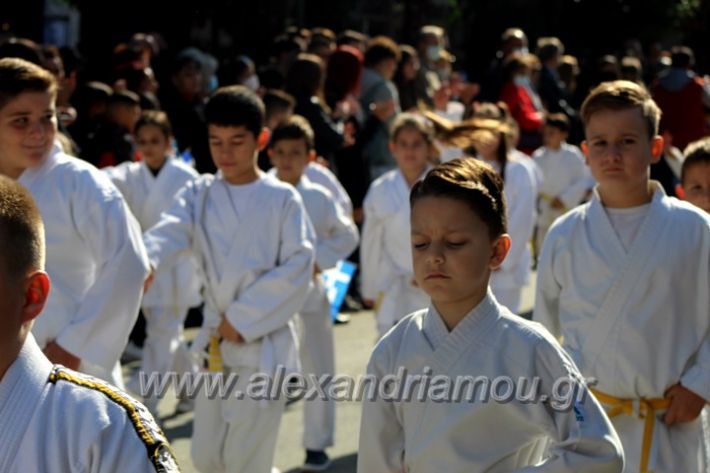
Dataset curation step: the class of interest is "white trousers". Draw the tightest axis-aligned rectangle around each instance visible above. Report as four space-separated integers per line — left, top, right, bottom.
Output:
535 199 566 258
143 306 195 377
191 366 286 473
299 294 336 451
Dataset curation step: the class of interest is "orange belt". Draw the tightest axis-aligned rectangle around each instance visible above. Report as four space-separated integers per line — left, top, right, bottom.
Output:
591 389 670 473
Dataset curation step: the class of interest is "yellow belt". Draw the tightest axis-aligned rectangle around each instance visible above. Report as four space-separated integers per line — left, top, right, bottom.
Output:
374 291 385 314
591 389 670 473
208 335 223 372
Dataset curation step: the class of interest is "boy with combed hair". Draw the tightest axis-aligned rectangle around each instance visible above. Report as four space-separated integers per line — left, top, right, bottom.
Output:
535 80 710 473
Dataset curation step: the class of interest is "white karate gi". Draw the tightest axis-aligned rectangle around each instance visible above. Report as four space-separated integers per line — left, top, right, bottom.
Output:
18 143 149 387
0 334 179 472
488 157 538 313
295 176 359 451
358 291 625 473
304 161 354 217
361 168 430 338
535 183 710 473
532 143 593 254
105 158 202 400
144 171 315 473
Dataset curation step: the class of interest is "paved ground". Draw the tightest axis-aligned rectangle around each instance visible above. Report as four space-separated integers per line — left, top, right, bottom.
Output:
129 279 535 472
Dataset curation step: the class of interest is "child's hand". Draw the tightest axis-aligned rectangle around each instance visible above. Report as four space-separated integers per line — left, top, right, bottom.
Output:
143 270 155 293
218 318 244 344
44 341 81 370
663 383 707 425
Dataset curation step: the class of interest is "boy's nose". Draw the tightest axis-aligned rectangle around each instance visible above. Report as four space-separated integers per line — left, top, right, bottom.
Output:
27 122 46 140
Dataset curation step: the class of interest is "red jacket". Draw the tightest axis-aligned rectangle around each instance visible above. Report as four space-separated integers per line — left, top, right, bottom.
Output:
499 81 544 132
652 76 709 150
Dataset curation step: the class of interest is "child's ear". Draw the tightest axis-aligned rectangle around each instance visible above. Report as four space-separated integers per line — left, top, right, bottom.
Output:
489 234 511 270
257 128 271 151
389 141 396 154
308 150 317 162
650 135 664 164
22 271 50 325
675 184 686 200
580 141 590 164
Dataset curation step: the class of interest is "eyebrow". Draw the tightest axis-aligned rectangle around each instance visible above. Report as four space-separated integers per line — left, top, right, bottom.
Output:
6 109 55 117
209 133 247 139
588 131 640 140
411 228 472 235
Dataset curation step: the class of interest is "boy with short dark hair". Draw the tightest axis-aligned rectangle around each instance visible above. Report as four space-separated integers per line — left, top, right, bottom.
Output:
258 89 296 171
269 115 359 471
0 57 149 388
535 80 710 473
144 85 315 473
84 90 141 167
0 175 178 472
532 112 593 256
680 137 710 213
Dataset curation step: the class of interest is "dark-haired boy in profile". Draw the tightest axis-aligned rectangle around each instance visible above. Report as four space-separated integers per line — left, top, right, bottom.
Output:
144 85 315 473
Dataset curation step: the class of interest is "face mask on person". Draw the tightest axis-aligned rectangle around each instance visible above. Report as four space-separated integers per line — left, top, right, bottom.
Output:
243 74 260 92
513 75 530 87
427 45 443 62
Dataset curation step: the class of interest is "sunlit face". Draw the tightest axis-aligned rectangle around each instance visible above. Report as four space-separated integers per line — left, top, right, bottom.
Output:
411 196 504 310
391 127 430 177
582 108 662 194
208 125 262 184
542 125 567 150
0 91 57 177
471 130 501 162
135 124 170 171
682 162 710 213
269 138 310 185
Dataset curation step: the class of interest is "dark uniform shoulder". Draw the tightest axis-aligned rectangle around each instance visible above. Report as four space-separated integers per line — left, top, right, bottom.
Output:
48 366 181 472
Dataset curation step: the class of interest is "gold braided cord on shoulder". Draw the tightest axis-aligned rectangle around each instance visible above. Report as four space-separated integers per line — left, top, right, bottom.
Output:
48 367 181 472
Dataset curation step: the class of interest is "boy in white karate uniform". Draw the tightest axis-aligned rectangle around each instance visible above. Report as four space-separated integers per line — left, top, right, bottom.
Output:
428 108 538 313
0 58 149 388
144 86 315 473
361 113 433 338
535 80 710 473
0 176 179 473
104 110 201 413
532 113 593 257
358 158 624 472
269 115 359 471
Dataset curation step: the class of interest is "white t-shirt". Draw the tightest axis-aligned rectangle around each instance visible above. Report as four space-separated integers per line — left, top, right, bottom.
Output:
224 178 260 219
605 203 652 251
